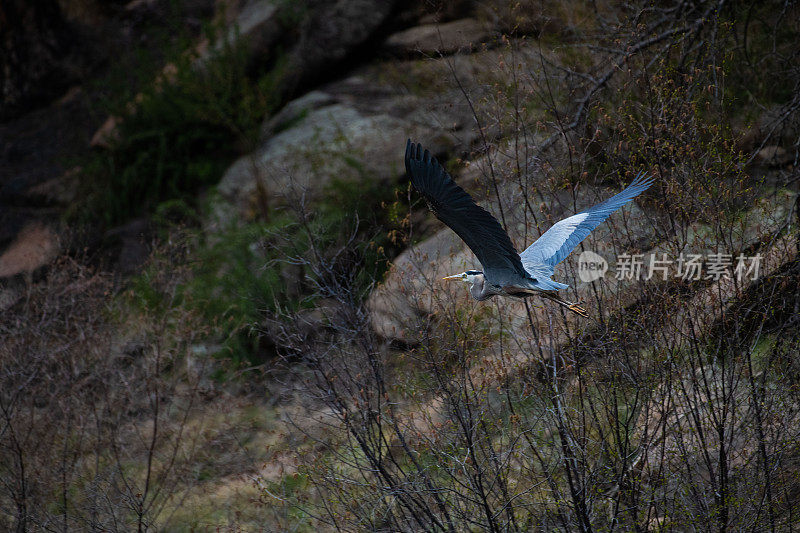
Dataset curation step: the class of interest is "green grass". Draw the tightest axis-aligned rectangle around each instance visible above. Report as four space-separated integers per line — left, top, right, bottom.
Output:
126 170 404 368
78 24 284 227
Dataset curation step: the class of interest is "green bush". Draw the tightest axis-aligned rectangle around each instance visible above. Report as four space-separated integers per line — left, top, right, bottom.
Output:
130 172 404 368
81 30 282 227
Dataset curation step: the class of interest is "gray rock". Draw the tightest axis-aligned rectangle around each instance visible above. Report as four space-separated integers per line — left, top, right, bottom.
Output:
217 99 452 219
320 44 551 149
279 0 401 95
211 0 281 68
383 18 494 56
324 77 481 148
260 90 339 139
367 227 468 342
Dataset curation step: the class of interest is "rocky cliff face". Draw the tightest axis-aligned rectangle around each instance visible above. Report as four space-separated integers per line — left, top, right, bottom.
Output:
2 0 800 530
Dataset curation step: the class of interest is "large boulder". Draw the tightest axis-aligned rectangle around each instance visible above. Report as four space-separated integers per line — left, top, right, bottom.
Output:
367 227 470 341
216 94 454 219
277 0 401 95
212 34 537 224
319 42 561 151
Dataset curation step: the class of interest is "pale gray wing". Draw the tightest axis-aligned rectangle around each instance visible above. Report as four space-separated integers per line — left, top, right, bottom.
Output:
405 140 528 278
520 172 654 267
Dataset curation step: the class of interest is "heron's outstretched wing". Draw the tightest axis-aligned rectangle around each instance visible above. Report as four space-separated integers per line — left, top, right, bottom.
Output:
405 140 527 278
520 172 654 267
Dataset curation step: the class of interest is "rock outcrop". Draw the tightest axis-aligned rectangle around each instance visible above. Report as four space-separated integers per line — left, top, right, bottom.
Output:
216 94 455 220
89 0 403 149
383 18 494 56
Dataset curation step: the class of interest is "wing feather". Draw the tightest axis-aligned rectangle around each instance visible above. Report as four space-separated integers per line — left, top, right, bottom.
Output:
405 140 527 278
520 172 654 267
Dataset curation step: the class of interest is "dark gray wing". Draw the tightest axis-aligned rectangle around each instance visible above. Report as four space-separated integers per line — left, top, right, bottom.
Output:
405 140 527 278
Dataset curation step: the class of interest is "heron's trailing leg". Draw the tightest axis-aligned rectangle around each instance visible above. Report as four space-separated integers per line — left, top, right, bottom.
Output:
503 286 589 318
539 292 589 318
568 302 589 318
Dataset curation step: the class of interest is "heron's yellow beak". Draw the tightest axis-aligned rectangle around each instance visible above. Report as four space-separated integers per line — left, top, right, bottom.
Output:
442 274 462 281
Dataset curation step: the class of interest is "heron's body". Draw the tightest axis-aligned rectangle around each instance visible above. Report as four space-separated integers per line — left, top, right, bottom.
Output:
459 263 564 301
405 140 654 317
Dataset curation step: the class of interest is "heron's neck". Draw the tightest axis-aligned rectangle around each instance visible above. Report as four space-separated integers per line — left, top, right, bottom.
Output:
469 275 493 301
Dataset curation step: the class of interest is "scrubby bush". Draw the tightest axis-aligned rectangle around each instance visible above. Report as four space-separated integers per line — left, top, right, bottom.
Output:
80 25 282 227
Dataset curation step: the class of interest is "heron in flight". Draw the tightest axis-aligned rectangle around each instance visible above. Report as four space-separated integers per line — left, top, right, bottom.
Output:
405 140 654 317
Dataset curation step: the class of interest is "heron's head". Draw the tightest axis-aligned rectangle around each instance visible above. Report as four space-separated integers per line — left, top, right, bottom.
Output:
442 269 484 286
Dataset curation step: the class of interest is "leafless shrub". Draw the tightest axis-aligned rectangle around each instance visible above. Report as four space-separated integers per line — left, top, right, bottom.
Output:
0 249 213 532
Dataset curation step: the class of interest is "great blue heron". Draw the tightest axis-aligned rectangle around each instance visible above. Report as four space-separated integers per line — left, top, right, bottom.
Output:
405 140 654 317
